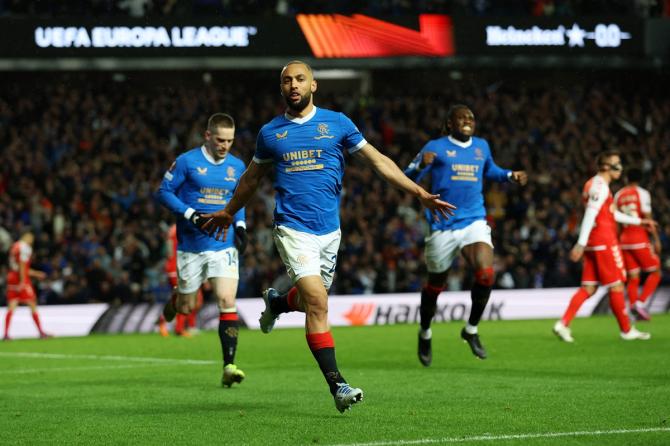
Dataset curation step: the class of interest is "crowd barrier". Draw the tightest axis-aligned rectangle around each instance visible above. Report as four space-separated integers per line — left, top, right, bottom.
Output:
1 287 668 339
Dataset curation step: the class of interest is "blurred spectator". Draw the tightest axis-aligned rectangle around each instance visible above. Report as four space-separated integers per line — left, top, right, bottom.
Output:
0 69 668 303
0 0 665 17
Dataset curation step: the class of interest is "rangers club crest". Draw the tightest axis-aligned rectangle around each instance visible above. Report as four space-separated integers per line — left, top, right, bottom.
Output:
225 166 237 181
474 148 484 160
314 123 335 140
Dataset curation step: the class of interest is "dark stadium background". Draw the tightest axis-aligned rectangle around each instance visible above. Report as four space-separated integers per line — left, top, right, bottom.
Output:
1 0 669 309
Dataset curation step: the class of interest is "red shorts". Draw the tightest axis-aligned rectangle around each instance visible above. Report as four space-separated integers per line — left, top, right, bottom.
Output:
582 245 626 287
6 282 36 303
622 245 661 273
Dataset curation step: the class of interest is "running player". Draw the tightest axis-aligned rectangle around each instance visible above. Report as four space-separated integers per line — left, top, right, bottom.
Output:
201 61 455 412
404 104 527 365
157 113 248 387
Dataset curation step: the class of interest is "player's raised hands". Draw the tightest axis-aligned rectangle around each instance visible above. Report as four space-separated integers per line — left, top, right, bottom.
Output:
417 188 456 221
201 209 234 241
511 171 528 185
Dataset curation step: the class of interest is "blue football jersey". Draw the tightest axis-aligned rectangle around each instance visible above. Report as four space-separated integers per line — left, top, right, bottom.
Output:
405 135 511 231
253 107 367 235
157 146 246 252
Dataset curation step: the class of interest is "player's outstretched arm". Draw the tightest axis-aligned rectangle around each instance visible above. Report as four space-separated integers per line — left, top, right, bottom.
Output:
354 144 456 219
202 161 272 241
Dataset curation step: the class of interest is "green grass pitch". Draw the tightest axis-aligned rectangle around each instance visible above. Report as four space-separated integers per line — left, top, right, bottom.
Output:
1 315 669 445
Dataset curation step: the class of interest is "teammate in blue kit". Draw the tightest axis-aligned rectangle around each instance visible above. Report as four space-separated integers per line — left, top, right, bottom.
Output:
405 105 527 365
157 113 249 387
202 61 456 413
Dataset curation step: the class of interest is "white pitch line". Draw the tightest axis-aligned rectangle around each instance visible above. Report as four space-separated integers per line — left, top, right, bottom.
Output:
326 427 670 446
0 364 165 375
0 351 217 365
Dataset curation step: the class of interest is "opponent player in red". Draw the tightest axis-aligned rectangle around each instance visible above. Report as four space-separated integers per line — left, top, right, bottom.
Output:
553 152 655 342
4 231 50 340
158 224 204 337
614 167 662 321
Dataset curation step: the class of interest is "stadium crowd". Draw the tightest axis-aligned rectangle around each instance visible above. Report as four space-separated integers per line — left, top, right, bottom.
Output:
0 0 667 17
0 70 668 305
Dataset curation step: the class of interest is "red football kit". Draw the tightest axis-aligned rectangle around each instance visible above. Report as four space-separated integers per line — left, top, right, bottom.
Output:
6 240 36 302
614 185 661 273
578 175 626 287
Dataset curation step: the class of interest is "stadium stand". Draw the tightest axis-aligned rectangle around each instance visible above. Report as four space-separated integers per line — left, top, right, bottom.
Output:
0 0 667 17
0 69 668 304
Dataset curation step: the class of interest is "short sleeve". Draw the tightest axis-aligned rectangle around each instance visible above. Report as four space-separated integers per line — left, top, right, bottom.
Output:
339 113 367 154
638 187 652 214
253 129 273 164
585 178 608 212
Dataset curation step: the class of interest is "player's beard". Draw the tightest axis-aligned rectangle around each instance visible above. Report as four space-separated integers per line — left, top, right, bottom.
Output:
285 91 311 113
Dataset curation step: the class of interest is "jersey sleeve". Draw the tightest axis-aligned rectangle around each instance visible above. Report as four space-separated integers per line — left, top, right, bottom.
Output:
482 141 511 183
339 113 367 154
638 187 652 214
156 155 190 217
576 179 608 246
233 159 247 228
404 142 434 182
19 244 31 263
252 128 273 164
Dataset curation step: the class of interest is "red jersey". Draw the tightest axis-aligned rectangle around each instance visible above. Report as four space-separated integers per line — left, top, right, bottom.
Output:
7 240 33 299
614 185 651 248
580 175 618 248
8 240 32 277
165 224 178 276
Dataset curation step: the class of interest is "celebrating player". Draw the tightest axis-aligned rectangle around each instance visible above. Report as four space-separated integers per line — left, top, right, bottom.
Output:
201 61 455 412
404 105 527 366
4 231 50 340
614 168 662 321
553 151 655 342
156 113 248 387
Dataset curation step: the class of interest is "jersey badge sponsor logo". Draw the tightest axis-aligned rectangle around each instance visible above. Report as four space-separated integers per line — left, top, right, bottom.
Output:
276 130 288 140
314 123 335 140
474 148 484 160
446 150 456 157
224 166 237 181
197 167 208 175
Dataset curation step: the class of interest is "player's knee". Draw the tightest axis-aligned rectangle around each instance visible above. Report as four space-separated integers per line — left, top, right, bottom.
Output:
305 298 328 319
581 285 597 296
217 297 235 312
474 267 495 287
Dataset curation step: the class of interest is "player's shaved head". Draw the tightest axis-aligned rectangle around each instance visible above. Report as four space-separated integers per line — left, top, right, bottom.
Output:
280 60 313 81
207 113 235 131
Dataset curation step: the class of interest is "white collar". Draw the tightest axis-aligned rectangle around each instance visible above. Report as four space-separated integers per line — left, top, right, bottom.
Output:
447 135 473 148
201 145 226 165
284 106 317 124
